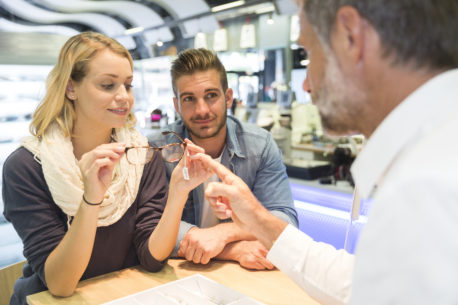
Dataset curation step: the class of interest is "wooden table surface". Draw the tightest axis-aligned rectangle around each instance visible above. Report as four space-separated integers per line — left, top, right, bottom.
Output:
27 259 321 305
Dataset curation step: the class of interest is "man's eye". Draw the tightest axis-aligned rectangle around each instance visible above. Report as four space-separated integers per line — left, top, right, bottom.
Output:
206 93 218 99
182 96 194 102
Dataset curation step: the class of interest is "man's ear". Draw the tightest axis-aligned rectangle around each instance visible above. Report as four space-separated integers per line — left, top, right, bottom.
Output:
173 97 181 115
225 88 233 109
66 80 77 100
332 6 366 65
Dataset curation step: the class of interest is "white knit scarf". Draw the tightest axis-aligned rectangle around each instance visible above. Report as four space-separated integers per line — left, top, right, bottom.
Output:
21 123 147 227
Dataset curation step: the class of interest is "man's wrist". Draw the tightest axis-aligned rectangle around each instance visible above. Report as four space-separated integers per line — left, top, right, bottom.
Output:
215 241 242 262
251 207 287 250
216 222 244 244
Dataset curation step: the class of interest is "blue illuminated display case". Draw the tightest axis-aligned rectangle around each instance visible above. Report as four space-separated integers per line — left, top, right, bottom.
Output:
290 180 372 254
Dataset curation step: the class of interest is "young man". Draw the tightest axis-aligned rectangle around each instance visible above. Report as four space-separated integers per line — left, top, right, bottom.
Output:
148 48 298 270
193 0 458 304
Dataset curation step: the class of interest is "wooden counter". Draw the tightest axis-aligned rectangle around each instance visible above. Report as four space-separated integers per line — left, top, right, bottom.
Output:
27 259 321 305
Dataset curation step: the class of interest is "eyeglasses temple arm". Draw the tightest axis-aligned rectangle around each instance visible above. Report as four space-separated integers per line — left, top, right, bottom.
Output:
162 130 185 143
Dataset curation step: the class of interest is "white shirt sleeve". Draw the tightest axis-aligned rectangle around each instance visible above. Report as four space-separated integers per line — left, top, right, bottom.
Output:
267 225 354 305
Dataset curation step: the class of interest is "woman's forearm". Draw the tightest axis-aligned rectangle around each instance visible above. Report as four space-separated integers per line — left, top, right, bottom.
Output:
44 202 99 297
147 188 188 261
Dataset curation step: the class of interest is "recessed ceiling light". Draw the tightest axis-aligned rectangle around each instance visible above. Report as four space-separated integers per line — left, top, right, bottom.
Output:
211 1 245 13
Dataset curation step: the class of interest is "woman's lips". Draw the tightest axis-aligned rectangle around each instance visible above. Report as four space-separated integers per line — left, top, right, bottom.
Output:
108 108 128 115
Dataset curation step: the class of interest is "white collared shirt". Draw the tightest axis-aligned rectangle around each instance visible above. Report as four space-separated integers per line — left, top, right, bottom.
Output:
268 69 458 305
351 69 458 304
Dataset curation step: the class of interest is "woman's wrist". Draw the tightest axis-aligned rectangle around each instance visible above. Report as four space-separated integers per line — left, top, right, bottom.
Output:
167 186 189 205
82 194 104 206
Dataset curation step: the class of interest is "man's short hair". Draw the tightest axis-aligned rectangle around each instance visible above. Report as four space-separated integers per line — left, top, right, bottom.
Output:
170 48 228 97
303 0 458 71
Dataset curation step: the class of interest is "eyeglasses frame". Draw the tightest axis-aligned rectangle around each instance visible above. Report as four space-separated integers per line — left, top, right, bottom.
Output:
124 131 187 164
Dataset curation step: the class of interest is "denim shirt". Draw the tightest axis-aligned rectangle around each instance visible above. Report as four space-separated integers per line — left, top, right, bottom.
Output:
148 116 298 253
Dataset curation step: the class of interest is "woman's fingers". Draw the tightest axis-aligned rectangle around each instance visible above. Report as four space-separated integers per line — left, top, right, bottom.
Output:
80 144 125 167
185 140 205 154
79 143 125 200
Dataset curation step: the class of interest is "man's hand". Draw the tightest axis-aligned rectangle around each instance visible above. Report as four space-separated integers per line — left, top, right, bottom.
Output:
190 153 288 250
178 226 228 264
228 240 275 270
190 153 264 231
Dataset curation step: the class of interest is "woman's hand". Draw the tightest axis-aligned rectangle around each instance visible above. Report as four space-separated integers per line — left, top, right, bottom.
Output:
78 143 125 203
170 139 213 194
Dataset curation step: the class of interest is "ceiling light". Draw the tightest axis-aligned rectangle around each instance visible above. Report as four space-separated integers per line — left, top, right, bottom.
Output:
211 1 245 13
255 5 275 15
267 14 274 25
156 40 163 47
124 26 144 35
300 59 310 66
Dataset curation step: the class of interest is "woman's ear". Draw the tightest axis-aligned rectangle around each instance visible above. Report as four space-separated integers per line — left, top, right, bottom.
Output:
66 80 77 101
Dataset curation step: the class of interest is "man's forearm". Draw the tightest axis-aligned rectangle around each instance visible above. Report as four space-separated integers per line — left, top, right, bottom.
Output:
215 241 239 261
215 222 257 244
248 205 288 250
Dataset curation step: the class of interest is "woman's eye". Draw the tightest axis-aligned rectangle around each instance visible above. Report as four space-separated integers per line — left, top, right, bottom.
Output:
125 84 133 91
102 84 114 90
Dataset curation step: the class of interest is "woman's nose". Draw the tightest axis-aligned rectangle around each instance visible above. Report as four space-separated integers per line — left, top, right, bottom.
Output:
116 86 129 101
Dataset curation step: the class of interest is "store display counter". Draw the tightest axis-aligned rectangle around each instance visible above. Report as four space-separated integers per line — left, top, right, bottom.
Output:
27 259 321 305
290 178 371 253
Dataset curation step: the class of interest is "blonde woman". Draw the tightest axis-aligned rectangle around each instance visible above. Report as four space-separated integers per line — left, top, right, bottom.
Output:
2 32 210 305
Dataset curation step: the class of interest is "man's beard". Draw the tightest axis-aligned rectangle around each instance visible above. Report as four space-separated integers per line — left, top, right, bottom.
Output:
313 47 366 137
183 110 227 140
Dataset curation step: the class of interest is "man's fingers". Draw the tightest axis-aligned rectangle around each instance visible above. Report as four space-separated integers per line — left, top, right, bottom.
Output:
206 185 234 219
201 253 211 265
191 153 237 184
192 248 203 264
250 262 266 270
179 239 188 257
205 181 234 202
185 245 196 262
259 257 275 270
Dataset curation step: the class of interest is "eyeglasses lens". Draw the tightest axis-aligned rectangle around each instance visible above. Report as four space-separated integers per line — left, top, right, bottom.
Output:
126 148 154 165
162 143 184 162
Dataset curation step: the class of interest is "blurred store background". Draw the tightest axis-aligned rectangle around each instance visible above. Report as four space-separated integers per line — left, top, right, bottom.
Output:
0 0 368 268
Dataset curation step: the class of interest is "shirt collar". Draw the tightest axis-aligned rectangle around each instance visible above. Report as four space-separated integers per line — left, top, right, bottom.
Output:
225 116 245 159
351 69 458 199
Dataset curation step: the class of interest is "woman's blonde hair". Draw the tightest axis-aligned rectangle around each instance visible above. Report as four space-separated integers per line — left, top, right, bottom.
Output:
30 32 136 138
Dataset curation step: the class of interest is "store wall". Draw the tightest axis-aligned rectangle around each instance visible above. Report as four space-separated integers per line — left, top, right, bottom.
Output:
204 14 292 52
0 32 68 65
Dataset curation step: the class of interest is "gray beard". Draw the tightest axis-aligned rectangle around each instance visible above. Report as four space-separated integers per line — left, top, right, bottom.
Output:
315 48 366 137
